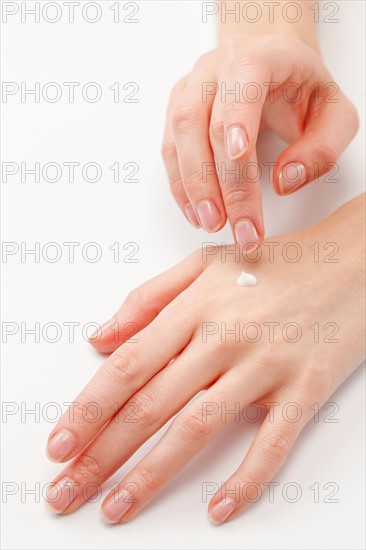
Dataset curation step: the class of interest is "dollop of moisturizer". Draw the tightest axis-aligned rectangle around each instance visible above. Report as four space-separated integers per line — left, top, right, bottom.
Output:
236 270 257 287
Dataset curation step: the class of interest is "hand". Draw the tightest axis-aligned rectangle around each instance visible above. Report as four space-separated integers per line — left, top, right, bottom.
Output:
46 195 365 524
162 34 358 247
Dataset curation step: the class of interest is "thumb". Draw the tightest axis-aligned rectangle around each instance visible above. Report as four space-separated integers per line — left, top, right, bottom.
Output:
273 93 359 195
89 250 203 354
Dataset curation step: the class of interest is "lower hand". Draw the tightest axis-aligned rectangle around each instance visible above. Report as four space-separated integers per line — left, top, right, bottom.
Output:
46 195 365 524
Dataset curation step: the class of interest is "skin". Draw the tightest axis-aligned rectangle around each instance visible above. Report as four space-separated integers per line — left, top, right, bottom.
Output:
46 194 365 524
162 3 359 247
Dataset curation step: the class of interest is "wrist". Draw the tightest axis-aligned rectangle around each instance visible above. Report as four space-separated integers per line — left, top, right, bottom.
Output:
317 194 365 274
217 1 320 52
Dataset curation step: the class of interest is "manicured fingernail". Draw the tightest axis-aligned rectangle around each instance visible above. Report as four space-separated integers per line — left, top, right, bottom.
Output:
101 489 133 524
47 430 76 462
184 203 200 228
209 497 236 524
88 319 113 341
279 162 306 194
226 126 248 160
234 219 259 250
196 200 222 232
46 477 77 513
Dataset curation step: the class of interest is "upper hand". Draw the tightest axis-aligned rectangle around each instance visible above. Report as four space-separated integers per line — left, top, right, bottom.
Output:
162 34 358 247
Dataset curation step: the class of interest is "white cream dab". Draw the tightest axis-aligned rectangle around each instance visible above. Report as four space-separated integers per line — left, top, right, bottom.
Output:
236 270 257 287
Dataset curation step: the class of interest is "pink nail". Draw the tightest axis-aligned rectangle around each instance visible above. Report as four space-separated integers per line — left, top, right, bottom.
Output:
209 497 236 524
196 200 222 232
88 320 113 341
101 489 134 524
279 162 306 194
226 126 248 160
47 430 76 462
234 219 259 250
184 203 200 227
46 477 77 513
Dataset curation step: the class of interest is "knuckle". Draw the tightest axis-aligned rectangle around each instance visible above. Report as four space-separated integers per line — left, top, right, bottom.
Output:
228 53 257 75
221 36 241 51
161 139 176 162
171 107 200 133
125 286 144 308
315 142 338 167
171 74 189 96
169 176 184 198
189 248 203 263
262 33 289 52
176 408 215 442
209 119 225 143
184 170 204 191
259 432 291 464
300 363 333 400
243 162 260 183
193 51 213 70
223 102 244 121
72 454 102 482
130 391 159 429
202 336 229 356
67 401 87 425
135 464 160 492
125 282 161 318
223 187 254 209
107 348 141 386
186 248 205 271
346 101 360 134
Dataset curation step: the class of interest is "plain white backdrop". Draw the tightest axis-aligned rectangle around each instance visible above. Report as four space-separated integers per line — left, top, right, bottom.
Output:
1 1 365 549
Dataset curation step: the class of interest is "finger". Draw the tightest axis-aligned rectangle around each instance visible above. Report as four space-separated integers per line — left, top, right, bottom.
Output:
161 137 200 228
162 76 200 228
210 98 264 249
46 342 223 514
221 59 270 161
100 367 267 523
208 393 312 524
89 250 204 353
172 63 227 233
46 296 196 463
273 93 359 195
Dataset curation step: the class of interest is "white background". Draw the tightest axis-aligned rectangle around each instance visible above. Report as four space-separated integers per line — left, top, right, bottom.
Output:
1 1 365 549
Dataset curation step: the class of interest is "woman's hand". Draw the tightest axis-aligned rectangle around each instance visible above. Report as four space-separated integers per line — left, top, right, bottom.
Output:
162 33 358 247
45 195 365 524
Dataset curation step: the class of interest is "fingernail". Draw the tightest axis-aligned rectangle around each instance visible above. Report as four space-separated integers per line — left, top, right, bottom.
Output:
234 219 259 250
184 203 200 228
101 489 133 524
209 497 236 525
226 126 248 160
88 320 113 341
196 200 222 232
279 162 306 194
46 477 77 513
47 430 76 462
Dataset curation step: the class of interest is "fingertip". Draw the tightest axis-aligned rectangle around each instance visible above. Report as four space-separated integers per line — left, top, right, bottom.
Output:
46 430 77 463
88 319 114 344
277 162 307 195
208 497 236 525
225 126 249 161
88 335 117 354
196 200 226 233
100 489 133 524
184 203 201 228
233 219 262 252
